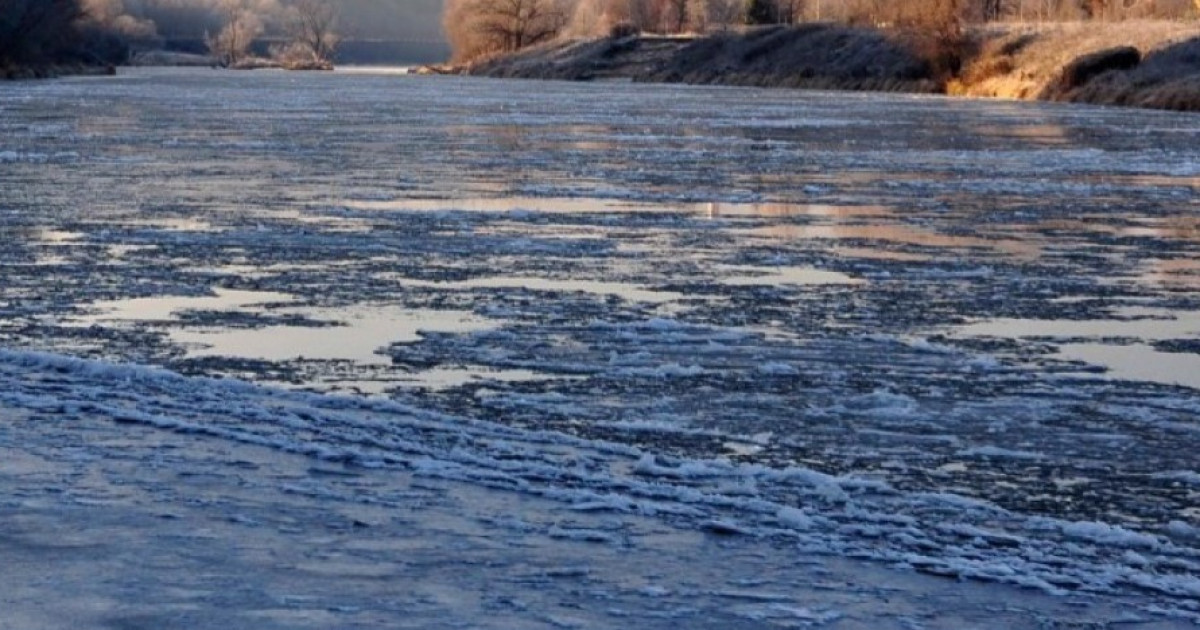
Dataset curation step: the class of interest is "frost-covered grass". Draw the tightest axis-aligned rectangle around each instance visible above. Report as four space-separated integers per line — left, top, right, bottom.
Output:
468 21 1200 110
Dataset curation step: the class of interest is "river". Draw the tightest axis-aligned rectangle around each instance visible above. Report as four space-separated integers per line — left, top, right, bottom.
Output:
2 68 1199 627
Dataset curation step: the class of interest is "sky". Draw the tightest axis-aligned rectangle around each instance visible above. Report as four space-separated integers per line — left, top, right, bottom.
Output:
333 0 445 42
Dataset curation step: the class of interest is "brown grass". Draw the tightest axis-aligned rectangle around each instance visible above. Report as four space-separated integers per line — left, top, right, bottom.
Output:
642 24 938 92
1060 36 1200 111
464 20 1200 110
468 24 942 93
466 35 677 81
954 21 1200 102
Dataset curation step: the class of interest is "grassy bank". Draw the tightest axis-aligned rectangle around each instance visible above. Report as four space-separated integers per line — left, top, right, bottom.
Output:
954 21 1200 110
464 25 943 94
454 21 1200 111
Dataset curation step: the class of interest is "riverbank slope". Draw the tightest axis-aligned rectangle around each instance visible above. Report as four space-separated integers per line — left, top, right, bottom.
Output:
2 63 117 80
448 21 1200 111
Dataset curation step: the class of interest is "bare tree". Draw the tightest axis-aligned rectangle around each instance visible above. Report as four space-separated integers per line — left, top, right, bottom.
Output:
1105 0 1195 18
1082 0 1120 18
663 0 688 30
0 0 85 65
82 0 159 47
744 0 778 23
564 0 606 37
206 0 263 65
745 0 809 24
844 0 963 28
702 0 743 29
481 0 565 49
627 0 665 31
843 0 885 24
978 0 1004 19
1029 0 1088 19
444 0 568 62
281 0 338 63
775 0 805 23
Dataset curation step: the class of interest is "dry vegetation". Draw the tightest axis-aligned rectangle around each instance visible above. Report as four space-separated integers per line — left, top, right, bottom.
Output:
449 0 1200 110
445 0 1197 66
640 24 942 91
443 0 572 63
204 0 266 66
1 0 342 76
952 21 1200 109
464 23 946 91
204 0 339 69
1065 37 1200 110
1 0 91 74
272 0 338 69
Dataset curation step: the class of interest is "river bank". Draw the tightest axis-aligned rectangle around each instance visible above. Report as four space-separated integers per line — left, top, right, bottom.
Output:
435 21 1200 112
1 63 116 80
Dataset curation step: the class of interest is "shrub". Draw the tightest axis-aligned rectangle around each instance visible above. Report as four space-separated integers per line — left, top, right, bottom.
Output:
609 20 639 38
205 2 263 66
280 0 338 65
269 41 331 69
0 0 85 66
444 0 570 63
1060 46 1141 90
744 0 777 25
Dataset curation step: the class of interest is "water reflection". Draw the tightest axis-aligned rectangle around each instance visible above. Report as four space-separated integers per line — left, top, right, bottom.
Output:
831 246 931 262
393 275 685 304
955 307 1200 389
342 196 658 213
1119 216 1200 242
971 124 1072 148
1059 343 1200 390
74 289 294 325
717 265 861 286
107 244 158 259
1081 174 1200 189
333 66 414 76
174 306 493 365
393 366 581 390
741 223 1041 258
341 196 895 220
1137 258 1200 289
956 308 1200 340
108 217 220 232
72 288 495 366
1031 216 1200 243
702 202 892 219
38 229 85 243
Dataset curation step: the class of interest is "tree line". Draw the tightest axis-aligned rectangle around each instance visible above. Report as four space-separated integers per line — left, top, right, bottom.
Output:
444 0 1199 62
0 0 340 71
1 0 114 68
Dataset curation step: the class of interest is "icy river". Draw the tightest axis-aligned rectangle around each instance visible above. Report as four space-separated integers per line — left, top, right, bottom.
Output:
1 68 1199 628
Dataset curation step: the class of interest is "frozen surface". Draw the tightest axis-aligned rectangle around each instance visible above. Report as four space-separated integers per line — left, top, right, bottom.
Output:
0 350 1192 629
2 68 1200 627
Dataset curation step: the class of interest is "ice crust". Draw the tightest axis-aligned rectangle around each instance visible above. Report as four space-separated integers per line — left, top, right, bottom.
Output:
2 348 1198 621
3 69 1200 627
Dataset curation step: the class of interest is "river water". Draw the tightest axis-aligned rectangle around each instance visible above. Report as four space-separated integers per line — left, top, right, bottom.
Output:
2 68 1199 625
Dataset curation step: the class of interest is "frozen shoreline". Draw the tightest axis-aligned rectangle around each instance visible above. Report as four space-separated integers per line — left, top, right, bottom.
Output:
1 349 1198 627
